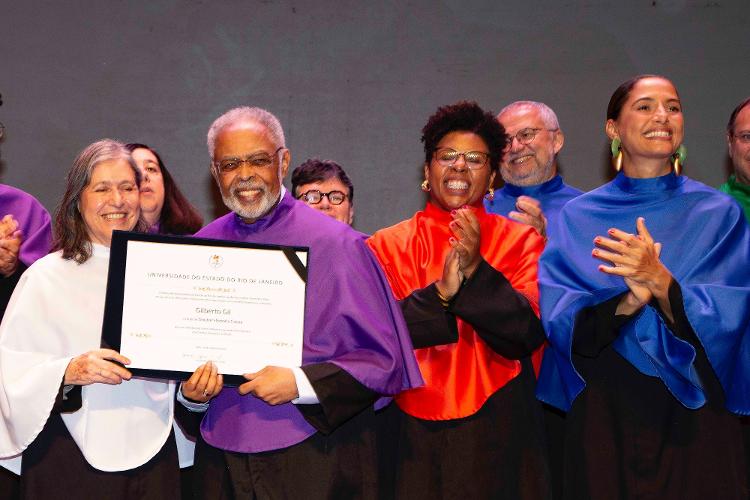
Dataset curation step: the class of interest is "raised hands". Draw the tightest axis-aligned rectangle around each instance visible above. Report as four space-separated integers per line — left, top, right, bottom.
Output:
64 348 132 386
435 248 463 302
0 214 22 277
508 195 547 238
592 217 673 318
448 206 482 279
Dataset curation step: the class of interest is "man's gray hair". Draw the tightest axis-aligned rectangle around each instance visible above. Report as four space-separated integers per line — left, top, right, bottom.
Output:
206 107 286 160
498 101 560 130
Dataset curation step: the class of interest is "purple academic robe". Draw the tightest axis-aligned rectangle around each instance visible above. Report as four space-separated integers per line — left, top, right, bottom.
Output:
0 184 51 266
194 192 422 453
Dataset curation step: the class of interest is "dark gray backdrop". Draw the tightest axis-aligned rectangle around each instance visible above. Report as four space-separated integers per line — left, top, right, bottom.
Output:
1 0 748 234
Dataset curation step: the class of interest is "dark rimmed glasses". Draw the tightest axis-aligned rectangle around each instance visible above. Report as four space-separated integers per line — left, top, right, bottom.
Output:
214 147 285 173
298 189 348 205
433 148 490 170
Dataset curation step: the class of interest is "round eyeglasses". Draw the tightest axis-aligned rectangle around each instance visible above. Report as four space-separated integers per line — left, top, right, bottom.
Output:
508 128 558 146
298 190 348 205
433 148 489 170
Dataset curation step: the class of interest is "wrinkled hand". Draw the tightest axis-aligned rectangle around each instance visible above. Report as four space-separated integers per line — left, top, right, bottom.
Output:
238 366 298 405
508 196 547 238
182 361 223 403
0 215 18 239
592 217 672 313
64 349 132 386
435 248 463 301
0 230 22 277
449 206 482 278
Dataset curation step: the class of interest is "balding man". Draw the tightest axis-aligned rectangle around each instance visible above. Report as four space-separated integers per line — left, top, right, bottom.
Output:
180 107 421 500
485 101 582 239
721 96 750 221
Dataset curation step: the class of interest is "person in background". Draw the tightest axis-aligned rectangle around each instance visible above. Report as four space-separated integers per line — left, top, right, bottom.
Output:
291 158 354 225
368 101 549 499
719 95 750 495
484 100 582 498
125 142 205 499
0 185 52 499
721 97 750 221
182 106 422 499
536 75 750 499
125 143 203 235
485 100 581 240
0 139 188 498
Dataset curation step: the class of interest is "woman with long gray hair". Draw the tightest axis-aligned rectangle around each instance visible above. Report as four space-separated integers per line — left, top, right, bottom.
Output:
0 139 184 498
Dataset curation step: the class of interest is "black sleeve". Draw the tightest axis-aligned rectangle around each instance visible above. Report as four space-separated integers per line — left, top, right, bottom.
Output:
295 362 379 434
398 283 459 349
51 379 82 413
0 262 27 319
572 282 689 358
173 389 203 441
649 280 728 405
650 280 695 344
572 292 640 357
449 259 545 359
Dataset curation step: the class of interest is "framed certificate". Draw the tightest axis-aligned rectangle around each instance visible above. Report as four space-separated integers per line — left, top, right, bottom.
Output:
101 231 308 385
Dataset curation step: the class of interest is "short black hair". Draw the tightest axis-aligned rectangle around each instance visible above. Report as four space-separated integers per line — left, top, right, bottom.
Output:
421 100 507 173
291 159 354 202
727 96 750 135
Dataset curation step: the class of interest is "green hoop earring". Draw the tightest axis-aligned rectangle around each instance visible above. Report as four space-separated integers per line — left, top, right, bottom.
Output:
610 137 621 158
674 144 687 165
672 144 687 175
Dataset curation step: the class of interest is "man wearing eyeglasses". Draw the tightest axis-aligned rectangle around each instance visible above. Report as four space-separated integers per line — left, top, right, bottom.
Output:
721 97 750 222
721 96 750 496
291 158 354 225
181 106 422 499
485 101 582 240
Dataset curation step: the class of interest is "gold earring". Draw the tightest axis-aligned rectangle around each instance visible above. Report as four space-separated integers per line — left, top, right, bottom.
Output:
485 187 494 201
614 150 623 172
421 179 430 192
672 144 686 176
611 137 623 172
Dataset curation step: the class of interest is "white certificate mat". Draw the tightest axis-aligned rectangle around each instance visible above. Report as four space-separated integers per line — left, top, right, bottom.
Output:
102 231 308 383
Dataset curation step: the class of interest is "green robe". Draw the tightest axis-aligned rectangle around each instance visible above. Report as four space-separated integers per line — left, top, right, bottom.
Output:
720 174 750 222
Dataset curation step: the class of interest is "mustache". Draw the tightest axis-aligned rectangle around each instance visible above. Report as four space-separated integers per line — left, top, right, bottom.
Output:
231 180 266 191
506 152 534 162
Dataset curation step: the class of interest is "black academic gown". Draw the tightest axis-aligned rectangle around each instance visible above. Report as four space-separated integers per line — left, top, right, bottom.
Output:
191 364 382 500
0 264 26 500
386 261 551 500
18 384 182 499
561 282 748 500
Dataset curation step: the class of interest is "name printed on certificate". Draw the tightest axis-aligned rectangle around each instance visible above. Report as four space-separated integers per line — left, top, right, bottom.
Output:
116 239 307 377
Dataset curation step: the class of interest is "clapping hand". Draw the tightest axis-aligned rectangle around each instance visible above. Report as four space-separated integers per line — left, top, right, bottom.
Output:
508 195 547 238
592 217 673 317
0 215 22 277
448 206 482 279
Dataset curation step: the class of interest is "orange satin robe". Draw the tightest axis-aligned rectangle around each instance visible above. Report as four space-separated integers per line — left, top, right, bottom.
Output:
367 202 544 420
